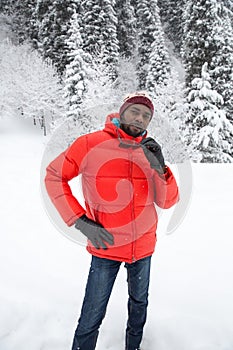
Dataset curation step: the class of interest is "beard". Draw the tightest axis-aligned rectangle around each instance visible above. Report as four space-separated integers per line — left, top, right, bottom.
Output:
120 117 145 137
120 123 143 137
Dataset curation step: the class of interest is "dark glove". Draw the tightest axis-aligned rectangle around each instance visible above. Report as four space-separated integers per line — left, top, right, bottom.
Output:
75 214 114 250
140 137 166 173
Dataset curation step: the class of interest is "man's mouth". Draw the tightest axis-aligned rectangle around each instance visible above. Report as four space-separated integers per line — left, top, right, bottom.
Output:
129 123 143 130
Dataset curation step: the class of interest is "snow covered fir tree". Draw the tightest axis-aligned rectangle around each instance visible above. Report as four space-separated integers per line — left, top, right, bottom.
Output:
116 0 136 58
181 0 233 114
0 0 233 162
184 62 233 162
63 10 91 120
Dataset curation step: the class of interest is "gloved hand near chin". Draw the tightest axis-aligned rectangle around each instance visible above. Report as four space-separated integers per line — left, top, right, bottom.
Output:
140 137 166 174
75 214 114 250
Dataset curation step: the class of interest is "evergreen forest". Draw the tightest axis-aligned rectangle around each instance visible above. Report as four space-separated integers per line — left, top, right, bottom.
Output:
0 0 233 162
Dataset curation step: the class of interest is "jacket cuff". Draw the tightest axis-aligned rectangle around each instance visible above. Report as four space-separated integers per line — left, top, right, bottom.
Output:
66 211 86 227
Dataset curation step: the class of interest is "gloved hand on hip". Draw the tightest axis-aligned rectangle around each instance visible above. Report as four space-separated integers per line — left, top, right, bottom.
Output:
140 137 166 174
75 214 114 250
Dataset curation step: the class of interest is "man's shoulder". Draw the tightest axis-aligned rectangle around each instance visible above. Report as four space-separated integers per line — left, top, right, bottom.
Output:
86 129 112 142
72 129 112 147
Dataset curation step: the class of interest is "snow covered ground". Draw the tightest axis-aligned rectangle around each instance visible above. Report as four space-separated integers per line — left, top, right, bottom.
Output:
1 115 233 350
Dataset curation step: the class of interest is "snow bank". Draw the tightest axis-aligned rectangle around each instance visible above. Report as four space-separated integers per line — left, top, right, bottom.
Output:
1 116 233 350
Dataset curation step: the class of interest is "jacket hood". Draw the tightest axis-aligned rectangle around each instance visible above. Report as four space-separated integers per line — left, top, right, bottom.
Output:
104 113 148 143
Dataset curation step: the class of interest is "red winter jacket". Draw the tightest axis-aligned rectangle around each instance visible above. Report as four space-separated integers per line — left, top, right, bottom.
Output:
45 114 179 263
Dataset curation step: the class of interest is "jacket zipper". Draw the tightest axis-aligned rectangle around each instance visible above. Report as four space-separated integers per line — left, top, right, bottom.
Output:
129 149 137 263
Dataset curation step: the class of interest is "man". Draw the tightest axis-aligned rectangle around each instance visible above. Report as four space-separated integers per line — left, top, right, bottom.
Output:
45 91 179 350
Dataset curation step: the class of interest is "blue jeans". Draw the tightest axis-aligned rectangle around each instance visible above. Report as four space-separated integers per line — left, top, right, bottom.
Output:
71 255 151 350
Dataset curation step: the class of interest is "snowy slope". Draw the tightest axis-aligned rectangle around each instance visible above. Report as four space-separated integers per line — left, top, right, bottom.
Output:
1 115 233 350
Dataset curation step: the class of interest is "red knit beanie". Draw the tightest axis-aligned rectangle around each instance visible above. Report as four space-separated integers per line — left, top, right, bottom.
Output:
119 91 154 116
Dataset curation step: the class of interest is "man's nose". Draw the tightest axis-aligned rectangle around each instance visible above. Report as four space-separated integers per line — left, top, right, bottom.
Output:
135 113 144 123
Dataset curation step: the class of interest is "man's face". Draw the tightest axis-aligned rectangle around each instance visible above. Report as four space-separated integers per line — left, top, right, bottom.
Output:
120 104 152 137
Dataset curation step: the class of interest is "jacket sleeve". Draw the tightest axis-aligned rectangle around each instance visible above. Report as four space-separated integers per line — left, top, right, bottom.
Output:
153 166 179 209
44 136 87 226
